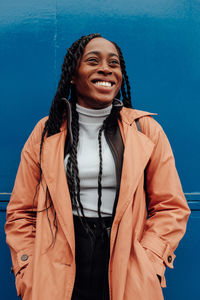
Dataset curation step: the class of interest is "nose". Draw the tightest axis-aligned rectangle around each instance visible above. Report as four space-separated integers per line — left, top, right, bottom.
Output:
97 61 112 75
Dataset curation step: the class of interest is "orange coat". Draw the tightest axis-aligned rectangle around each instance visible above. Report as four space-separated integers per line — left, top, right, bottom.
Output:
5 108 190 300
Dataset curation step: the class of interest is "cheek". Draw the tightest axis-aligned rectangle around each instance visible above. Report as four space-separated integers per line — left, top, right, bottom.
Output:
117 75 123 90
75 76 89 93
117 71 123 87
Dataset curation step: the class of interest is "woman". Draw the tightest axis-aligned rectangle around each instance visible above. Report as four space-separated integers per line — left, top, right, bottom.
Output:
5 33 190 300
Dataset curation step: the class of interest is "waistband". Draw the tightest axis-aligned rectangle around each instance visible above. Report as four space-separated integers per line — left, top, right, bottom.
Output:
73 215 112 238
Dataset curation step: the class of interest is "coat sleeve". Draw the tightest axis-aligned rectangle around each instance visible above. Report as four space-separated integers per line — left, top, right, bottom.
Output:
5 118 46 296
139 116 191 287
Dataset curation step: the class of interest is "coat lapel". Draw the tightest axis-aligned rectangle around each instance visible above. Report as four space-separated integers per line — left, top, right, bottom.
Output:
41 129 75 257
110 112 155 254
116 124 154 220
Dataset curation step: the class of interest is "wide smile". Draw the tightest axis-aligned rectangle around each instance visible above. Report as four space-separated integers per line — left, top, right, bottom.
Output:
91 79 116 89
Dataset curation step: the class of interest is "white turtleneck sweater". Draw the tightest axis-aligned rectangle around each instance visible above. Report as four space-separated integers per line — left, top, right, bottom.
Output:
64 104 116 217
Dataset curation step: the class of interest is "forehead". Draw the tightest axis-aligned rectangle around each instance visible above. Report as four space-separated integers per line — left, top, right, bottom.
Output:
83 37 118 56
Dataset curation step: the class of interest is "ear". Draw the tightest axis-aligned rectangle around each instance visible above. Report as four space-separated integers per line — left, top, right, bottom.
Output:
71 75 76 84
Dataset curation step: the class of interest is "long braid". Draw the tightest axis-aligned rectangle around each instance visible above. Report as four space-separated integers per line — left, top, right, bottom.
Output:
97 125 105 226
66 101 96 238
112 42 132 108
66 101 83 213
96 101 122 230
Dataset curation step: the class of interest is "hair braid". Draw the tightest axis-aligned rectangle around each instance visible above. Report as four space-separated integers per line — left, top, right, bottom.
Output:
97 125 105 228
66 101 97 237
67 101 82 211
96 102 122 232
112 42 132 108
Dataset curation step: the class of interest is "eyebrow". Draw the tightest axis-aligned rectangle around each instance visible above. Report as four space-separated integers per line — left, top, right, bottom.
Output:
84 51 120 59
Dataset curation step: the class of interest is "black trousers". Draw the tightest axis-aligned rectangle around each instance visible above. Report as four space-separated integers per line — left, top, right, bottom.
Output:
71 215 112 300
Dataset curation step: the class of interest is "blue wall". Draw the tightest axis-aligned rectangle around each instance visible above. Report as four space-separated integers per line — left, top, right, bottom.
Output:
0 0 199 299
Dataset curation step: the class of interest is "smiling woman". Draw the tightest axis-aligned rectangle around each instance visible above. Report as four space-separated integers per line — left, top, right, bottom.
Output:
5 33 190 300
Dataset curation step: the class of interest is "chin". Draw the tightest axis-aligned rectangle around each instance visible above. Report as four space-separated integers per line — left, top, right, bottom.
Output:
96 94 116 103
94 98 113 108
77 93 116 109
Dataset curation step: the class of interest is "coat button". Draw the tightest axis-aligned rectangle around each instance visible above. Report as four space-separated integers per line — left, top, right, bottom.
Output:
21 254 28 261
168 255 172 263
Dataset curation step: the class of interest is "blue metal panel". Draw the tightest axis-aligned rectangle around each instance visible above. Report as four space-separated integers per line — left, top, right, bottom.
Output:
0 0 199 298
0 195 16 299
1 0 200 192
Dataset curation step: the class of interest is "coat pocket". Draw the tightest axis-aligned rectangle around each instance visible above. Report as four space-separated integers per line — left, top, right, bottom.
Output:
124 241 164 300
136 240 162 283
137 239 167 288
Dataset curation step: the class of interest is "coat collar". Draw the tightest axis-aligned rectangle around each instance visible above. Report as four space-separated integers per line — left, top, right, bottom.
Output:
120 107 157 125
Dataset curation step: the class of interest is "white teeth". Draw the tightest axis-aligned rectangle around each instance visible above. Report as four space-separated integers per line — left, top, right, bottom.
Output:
95 81 112 87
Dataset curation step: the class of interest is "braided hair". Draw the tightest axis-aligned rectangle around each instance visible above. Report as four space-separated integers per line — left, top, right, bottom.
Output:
35 33 133 245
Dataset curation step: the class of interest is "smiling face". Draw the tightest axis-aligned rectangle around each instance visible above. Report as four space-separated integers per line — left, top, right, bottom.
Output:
72 37 123 109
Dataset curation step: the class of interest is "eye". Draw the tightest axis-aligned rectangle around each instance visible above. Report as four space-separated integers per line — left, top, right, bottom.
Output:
86 57 99 64
109 59 120 66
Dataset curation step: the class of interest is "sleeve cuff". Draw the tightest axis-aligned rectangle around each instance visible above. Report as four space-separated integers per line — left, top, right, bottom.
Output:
140 232 176 268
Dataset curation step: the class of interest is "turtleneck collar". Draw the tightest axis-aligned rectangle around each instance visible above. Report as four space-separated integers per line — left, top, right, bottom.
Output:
76 103 112 124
